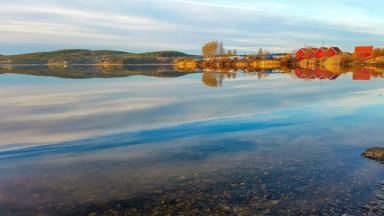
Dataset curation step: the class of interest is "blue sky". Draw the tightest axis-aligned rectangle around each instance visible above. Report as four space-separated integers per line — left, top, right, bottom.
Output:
0 0 383 54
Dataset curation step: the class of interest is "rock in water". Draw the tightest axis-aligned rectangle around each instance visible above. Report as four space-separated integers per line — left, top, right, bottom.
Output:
363 181 384 216
362 147 384 162
361 148 384 215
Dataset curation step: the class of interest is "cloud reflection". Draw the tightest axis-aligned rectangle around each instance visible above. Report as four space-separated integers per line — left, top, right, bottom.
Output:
1 71 384 152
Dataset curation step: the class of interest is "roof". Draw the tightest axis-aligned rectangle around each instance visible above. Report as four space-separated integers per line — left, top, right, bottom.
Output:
297 48 317 52
316 47 328 51
328 47 342 53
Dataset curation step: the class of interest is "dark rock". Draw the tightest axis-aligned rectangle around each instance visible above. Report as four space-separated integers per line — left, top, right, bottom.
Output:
362 147 384 162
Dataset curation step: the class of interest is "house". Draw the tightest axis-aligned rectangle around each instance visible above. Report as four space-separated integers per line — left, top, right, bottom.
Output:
315 47 328 59
355 46 373 59
315 47 327 59
325 47 342 58
296 48 317 61
296 49 306 61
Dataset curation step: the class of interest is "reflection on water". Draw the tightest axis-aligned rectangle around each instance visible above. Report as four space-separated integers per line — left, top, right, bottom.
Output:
2 64 384 87
200 66 384 88
0 64 197 79
1 65 384 215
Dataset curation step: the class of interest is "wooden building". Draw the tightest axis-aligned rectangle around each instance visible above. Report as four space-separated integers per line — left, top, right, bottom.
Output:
355 46 373 59
325 47 342 58
315 47 328 59
296 48 317 61
297 47 342 60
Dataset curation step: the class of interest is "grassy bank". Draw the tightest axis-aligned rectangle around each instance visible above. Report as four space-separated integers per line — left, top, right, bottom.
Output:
175 56 290 71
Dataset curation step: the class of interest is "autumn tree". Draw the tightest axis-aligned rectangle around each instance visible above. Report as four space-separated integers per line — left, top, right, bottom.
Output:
372 48 382 57
233 49 237 56
202 41 220 57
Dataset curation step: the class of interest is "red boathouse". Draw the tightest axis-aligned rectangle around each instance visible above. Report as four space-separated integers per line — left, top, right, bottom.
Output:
296 48 307 61
297 47 343 60
355 46 373 59
315 47 328 59
325 47 342 58
296 48 317 61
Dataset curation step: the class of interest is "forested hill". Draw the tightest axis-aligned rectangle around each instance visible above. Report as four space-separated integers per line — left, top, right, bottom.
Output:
0 49 190 65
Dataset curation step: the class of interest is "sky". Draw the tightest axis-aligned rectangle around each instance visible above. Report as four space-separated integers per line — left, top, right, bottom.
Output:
0 0 384 54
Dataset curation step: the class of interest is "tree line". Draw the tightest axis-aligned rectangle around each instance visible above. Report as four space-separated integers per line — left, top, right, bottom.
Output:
201 41 272 58
201 41 237 57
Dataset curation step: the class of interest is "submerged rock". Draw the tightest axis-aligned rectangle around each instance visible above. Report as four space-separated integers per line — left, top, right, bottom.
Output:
362 148 384 215
363 181 384 216
362 147 384 162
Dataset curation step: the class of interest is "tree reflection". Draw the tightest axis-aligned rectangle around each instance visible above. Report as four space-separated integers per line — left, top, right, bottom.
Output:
199 65 384 87
202 70 237 87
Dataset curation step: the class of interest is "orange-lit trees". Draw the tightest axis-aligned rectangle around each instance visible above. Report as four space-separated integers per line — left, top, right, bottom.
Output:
202 41 220 57
372 48 384 57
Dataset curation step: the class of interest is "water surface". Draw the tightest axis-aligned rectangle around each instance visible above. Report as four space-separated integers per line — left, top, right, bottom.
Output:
1 66 384 215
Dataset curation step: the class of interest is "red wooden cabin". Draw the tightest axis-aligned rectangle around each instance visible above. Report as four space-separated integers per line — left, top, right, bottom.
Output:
305 48 317 59
355 46 373 59
315 47 328 59
296 48 317 61
296 48 306 61
325 47 342 57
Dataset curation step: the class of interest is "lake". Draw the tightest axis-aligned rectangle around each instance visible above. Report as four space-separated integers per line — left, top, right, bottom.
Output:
0 65 384 215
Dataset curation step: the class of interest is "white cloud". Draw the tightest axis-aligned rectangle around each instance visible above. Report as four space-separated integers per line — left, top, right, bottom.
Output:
0 0 384 54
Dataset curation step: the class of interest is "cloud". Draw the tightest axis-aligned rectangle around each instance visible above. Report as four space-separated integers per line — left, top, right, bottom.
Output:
0 0 384 54
0 4 175 30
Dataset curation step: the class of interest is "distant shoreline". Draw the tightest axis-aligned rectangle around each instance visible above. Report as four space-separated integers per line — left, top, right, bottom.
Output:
0 49 190 66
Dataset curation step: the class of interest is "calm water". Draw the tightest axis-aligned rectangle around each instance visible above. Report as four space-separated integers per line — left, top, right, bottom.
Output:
1 65 384 215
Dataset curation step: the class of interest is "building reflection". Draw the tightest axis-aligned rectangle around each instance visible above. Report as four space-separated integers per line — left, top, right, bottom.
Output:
295 68 339 80
353 67 372 80
200 66 384 87
2 64 384 88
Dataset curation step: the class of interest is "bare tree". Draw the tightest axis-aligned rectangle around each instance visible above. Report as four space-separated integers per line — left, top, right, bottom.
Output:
258 48 263 56
218 41 225 56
